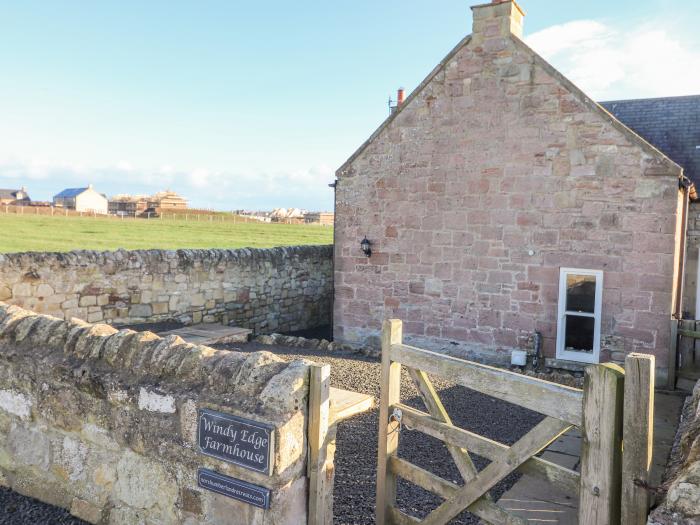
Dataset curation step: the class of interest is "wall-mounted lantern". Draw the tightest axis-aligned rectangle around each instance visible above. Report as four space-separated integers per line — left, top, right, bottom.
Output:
360 236 372 257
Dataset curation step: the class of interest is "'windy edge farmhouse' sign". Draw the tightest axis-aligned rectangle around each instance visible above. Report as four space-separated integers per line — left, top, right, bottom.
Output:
196 408 274 508
197 408 275 474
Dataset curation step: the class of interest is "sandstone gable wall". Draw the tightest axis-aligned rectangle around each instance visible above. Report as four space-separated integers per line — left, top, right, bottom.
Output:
333 25 681 378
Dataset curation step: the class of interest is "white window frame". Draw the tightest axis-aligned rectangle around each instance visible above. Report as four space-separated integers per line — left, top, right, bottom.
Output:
556 268 603 364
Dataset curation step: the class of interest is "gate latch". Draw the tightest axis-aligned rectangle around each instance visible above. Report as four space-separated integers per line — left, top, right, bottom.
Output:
388 407 403 434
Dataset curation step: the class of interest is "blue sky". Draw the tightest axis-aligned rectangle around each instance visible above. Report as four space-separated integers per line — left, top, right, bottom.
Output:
0 1 698 210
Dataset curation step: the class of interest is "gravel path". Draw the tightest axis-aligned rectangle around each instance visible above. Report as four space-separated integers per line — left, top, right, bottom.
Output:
0 487 87 525
224 341 545 525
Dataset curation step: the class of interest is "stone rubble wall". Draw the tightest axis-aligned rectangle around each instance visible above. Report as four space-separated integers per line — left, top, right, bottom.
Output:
647 380 700 525
0 245 333 333
0 302 312 524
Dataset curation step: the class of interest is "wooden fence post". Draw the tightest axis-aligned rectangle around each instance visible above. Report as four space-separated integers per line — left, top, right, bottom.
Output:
668 318 678 389
579 363 625 525
376 319 402 525
622 354 654 525
308 363 331 525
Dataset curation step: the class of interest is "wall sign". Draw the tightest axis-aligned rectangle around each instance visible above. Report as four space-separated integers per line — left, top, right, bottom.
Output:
198 408 274 475
198 468 271 509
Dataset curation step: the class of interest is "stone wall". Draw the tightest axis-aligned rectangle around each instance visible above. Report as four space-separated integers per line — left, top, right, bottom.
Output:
682 200 700 319
0 245 332 333
647 379 700 524
0 302 312 524
333 1 682 379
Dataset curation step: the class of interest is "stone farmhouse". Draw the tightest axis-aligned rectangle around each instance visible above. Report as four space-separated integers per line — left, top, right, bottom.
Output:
0 187 31 206
53 184 109 214
333 0 692 383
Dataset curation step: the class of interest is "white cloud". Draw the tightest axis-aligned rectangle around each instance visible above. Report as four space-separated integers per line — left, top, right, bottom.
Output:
526 20 700 100
0 158 335 211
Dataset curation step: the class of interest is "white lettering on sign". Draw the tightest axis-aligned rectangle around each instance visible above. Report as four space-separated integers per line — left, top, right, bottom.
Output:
198 409 274 474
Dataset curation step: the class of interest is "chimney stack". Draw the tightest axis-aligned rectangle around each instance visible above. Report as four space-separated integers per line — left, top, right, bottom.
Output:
470 0 524 44
397 88 405 106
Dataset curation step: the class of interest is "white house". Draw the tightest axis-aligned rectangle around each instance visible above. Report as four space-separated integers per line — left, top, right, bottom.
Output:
53 185 108 214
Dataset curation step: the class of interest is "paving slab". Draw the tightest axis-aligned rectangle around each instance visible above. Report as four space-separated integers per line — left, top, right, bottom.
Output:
157 323 251 346
495 390 683 523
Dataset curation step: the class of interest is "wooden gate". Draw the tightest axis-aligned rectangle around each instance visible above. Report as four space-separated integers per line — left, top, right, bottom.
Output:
376 319 654 525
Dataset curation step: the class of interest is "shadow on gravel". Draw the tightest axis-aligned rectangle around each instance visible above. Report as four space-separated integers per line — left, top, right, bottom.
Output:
0 487 88 525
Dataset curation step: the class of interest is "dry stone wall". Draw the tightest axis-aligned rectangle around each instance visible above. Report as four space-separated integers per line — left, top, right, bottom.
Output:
0 246 332 333
0 302 312 524
647 379 700 524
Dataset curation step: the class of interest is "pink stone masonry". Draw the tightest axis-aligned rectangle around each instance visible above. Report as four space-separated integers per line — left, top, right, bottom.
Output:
333 2 682 378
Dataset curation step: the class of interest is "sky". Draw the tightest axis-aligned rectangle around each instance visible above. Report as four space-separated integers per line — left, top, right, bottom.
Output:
0 1 698 211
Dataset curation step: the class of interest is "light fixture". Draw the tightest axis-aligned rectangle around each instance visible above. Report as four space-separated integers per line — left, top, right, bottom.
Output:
360 236 372 257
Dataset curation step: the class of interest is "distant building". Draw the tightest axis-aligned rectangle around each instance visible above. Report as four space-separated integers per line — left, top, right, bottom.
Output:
108 194 150 217
148 190 188 211
53 185 108 214
108 190 187 217
271 208 307 223
0 187 31 206
304 212 334 226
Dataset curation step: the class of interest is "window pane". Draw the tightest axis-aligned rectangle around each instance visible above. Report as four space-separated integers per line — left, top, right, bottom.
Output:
564 315 594 353
566 274 597 313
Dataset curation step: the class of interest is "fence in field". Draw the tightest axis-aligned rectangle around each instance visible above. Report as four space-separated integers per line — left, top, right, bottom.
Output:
0 204 316 225
376 319 655 525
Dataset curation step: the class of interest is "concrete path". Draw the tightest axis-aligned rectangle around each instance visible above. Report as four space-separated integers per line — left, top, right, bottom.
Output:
495 391 684 524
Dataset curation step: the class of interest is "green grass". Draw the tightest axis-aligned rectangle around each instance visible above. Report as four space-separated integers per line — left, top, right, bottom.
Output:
0 214 333 253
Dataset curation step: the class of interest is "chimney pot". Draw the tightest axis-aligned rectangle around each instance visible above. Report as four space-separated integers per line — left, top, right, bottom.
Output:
397 88 405 106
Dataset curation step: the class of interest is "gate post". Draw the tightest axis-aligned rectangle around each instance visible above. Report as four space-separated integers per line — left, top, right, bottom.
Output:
579 363 625 525
308 363 332 525
621 353 655 525
376 319 402 525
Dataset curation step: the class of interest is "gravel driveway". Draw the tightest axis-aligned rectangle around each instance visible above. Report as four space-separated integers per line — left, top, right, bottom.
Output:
227 341 545 525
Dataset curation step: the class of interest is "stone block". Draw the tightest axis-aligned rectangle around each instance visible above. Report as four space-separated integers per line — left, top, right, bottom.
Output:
11 282 31 297
152 302 169 315
129 304 152 318
79 296 97 307
71 497 103 523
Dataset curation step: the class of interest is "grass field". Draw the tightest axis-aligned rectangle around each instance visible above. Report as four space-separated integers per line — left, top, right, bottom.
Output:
0 214 333 253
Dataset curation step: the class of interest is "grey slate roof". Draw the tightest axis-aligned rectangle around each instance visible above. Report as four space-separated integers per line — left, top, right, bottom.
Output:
54 187 88 199
600 95 700 184
0 189 20 199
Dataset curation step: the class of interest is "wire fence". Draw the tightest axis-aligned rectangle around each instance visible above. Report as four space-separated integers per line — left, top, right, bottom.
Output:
0 205 332 226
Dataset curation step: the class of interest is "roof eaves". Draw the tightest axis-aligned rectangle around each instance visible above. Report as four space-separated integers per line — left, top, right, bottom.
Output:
335 34 473 177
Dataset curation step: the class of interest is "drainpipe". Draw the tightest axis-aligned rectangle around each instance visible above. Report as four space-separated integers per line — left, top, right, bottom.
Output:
329 180 337 341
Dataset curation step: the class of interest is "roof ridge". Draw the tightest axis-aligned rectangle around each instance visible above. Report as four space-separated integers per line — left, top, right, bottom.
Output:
599 94 700 104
